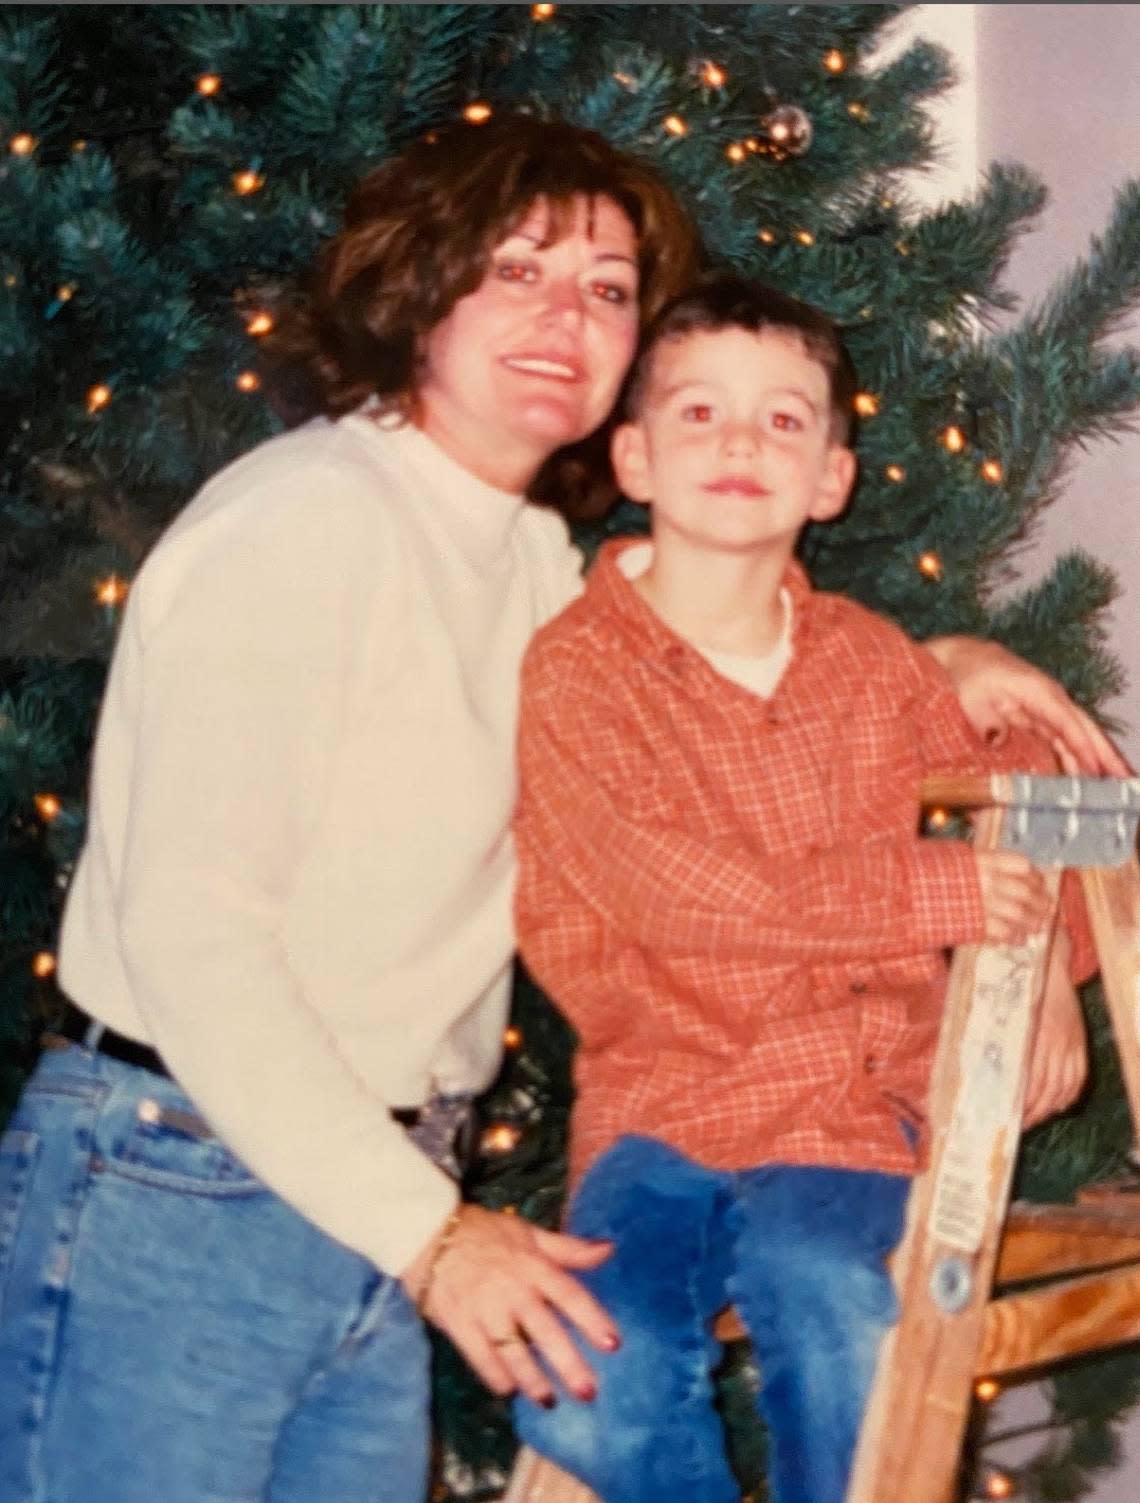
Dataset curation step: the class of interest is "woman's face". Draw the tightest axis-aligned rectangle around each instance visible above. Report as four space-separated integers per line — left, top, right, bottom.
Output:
417 194 641 491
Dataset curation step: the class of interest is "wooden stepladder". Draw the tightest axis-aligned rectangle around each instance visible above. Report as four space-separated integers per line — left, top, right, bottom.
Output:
504 774 1140 1503
849 772 1140 1503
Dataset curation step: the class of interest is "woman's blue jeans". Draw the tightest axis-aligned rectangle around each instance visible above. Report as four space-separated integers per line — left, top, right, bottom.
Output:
0 1044 430 1503
515 1134 909 1503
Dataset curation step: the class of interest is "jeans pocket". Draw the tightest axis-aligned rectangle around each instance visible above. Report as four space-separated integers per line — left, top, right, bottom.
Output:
0 1128 41 1318
98 1110 265 1199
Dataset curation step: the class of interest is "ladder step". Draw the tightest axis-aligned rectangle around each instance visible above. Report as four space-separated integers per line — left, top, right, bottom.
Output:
998 1199 1140 1281
979 1261 1140 1376
500 1447 599 1503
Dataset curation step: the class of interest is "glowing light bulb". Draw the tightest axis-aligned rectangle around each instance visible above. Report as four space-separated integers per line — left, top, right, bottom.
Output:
196 74 221 96
918 552 943 581
463 102 492 124
927 808 951 830
757 228 777 245
985 1473 1014 1500
823 49 847 74
35 794 62 821
95 575 129 609
481 1123 522 1155
975 1378 1000 1402
980 459 1004 484
57 284 76 302
725 142 746 163
701 62 727 88
236 371 261 392
233 169 265 196
941 425 967 454
245 311 274 336
503 1026 523 1049
847 101 870 121
663 114 688 137
10 133 36 157
531 2 556 18
86 384 112 414
885 464 906 483
795 229 815 246
853 392 879 418
32 952 57 979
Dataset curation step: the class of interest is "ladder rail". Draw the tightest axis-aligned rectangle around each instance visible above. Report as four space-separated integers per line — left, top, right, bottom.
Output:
847 805 1063 1503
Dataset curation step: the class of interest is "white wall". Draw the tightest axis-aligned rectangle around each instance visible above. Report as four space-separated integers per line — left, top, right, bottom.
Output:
874 4 979 204
881 4 1139 766
888 10 1140 1498
977 4 1139 767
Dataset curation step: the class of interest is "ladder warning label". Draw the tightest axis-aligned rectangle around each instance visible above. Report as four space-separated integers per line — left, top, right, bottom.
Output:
929 940 1043 1254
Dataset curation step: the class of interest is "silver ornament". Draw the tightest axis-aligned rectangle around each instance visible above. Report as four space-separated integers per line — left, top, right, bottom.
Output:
762 103 813 159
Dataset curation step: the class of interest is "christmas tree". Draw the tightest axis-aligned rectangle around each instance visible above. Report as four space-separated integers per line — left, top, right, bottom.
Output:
2 6 1138 1500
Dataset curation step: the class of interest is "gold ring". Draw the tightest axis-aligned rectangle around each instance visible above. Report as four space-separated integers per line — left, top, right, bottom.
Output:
490 1334 525 1348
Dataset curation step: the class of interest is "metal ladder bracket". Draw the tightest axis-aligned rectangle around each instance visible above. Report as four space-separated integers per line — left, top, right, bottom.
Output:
998 775 1140 868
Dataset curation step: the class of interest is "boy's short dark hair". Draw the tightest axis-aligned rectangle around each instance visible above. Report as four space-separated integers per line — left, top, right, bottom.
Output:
621 275 858 445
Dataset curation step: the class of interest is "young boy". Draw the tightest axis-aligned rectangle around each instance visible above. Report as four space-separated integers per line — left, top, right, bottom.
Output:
511 277 1093 1503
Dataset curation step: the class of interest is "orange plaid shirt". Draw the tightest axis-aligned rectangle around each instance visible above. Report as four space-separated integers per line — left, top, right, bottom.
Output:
514 538 1093 1187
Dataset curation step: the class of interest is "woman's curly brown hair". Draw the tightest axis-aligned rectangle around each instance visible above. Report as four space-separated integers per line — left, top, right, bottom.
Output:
264 114 701 518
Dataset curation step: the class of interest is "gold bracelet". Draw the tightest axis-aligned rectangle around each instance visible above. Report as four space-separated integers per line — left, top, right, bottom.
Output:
415 1206 463 1314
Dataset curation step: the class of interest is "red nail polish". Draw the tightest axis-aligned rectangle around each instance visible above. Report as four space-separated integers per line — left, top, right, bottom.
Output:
577 1382 598 1402
540 1393 557 1410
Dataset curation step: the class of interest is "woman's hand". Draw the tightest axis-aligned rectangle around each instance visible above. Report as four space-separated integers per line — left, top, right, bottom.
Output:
926 636 1130 777
402 1204 618 1405
1023 931 1088 1129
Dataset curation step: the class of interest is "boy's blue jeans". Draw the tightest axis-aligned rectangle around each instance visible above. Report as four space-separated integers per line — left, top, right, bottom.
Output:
515 1135 909 1503
0 1044 430 1503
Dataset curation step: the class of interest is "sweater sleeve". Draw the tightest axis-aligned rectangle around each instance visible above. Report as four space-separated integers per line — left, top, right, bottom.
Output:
514 645 985 973
115 466 457 1276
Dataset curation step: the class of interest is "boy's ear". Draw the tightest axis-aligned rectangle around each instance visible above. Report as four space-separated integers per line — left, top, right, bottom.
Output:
611 422 653 506
809 445 857 523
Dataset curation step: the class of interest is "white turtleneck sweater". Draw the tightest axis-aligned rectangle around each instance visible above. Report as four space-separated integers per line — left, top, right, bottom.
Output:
58 413 584 1276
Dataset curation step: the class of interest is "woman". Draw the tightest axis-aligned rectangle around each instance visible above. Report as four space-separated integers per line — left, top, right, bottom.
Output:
0 116 1122 1503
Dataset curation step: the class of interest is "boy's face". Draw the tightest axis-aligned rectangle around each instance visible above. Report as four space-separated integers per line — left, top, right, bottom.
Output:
611 326 856 557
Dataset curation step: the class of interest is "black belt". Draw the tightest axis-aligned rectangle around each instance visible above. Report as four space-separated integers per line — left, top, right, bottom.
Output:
49 999 171 1077
47 1000 431 1130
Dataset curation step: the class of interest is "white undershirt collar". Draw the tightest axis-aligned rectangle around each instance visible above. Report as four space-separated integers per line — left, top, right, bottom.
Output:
617 539 793 696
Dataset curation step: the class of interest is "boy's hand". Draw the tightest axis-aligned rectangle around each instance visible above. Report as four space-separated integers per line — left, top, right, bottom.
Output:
974 850 1052 945
1024 933 1088 1127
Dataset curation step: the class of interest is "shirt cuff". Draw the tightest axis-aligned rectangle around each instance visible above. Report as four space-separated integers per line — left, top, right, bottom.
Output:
906 840 986 952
